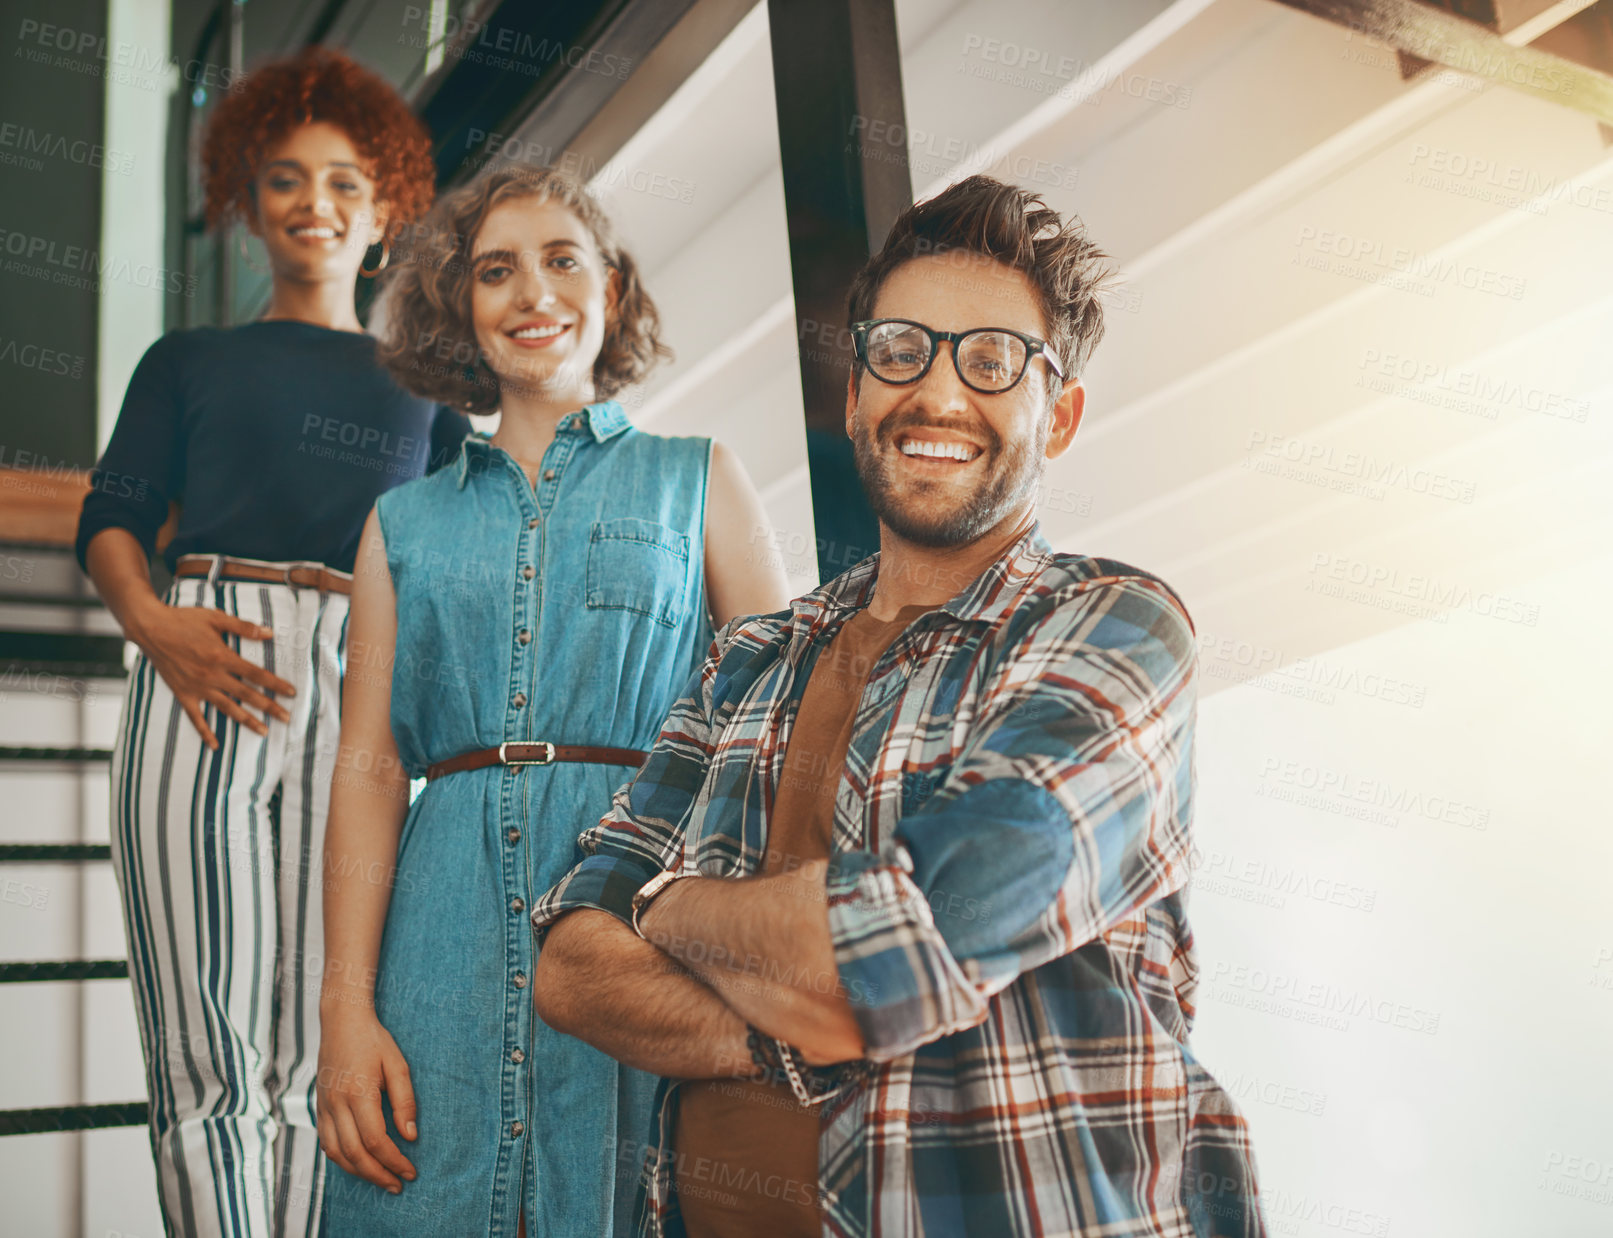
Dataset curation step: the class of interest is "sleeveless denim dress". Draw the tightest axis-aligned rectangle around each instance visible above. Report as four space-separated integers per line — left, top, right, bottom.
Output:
322 403 713 1238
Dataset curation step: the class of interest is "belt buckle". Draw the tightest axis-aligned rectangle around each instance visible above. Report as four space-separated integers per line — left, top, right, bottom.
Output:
498 741 555 766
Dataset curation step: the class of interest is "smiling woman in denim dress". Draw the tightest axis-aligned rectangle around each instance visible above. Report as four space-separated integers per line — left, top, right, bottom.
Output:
314 166 792 1237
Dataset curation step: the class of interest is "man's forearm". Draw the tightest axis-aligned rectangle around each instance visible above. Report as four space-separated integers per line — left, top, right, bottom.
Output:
534 909 759 1080
639 863 864 1064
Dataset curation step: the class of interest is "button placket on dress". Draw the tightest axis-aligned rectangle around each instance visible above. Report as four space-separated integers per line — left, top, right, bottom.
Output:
494 446 543 1223
501 420 584 1221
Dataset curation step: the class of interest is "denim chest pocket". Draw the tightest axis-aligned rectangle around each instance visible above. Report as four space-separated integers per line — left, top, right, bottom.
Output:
585 517 691 627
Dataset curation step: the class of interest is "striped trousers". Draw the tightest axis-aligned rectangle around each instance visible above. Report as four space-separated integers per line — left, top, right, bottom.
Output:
110 577 348 1238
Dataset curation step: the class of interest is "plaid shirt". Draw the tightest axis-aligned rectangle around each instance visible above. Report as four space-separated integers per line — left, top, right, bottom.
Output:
531 525 1265 1237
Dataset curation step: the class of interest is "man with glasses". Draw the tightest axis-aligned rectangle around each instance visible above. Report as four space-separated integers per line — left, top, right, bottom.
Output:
530 174 1266 1238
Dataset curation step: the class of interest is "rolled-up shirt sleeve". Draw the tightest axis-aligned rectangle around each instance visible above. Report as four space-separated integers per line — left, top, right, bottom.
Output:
530 625 730 937
74 333 185 572
826 577 1198 1061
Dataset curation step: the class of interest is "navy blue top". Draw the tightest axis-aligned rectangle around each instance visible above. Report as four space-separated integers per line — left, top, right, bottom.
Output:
75 320 469 575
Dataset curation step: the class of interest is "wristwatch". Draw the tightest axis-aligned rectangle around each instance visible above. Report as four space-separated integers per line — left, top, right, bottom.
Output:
630 867 688 939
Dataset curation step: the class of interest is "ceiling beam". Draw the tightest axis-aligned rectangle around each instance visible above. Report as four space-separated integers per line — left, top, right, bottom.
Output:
416 0 701 188
1271 0 1613 123
1395 0 1597 76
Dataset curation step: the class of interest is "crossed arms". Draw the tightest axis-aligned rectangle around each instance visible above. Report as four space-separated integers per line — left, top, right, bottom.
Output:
534 859 864 1075
532 576 1198 1075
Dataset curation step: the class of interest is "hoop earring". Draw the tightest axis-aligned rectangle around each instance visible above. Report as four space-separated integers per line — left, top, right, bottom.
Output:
359 240 390 278
237 231 269 275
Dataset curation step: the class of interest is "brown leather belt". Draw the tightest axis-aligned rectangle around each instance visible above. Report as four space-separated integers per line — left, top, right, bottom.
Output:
175 555 353 595
426 741 647 781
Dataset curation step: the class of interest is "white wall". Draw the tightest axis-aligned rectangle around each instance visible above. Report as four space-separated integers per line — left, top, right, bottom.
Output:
1192 556 1613 1234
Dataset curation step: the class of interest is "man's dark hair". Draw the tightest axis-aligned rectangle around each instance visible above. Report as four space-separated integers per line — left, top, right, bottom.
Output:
846 174 1114 384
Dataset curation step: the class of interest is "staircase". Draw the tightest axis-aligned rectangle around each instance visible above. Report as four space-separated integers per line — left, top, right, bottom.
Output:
0 472 164 1233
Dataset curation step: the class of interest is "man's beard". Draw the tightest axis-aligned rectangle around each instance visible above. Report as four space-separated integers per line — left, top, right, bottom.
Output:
851 402 1047 548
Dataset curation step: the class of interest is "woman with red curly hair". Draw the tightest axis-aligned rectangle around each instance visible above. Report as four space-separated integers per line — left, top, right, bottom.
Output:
74 47 465 1237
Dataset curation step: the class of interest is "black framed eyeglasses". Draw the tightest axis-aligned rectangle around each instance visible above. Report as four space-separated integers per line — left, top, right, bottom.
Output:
850 318 1065 394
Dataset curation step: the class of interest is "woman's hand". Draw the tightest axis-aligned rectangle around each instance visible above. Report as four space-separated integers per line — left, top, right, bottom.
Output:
127 600 295 748
315 1006 418 1193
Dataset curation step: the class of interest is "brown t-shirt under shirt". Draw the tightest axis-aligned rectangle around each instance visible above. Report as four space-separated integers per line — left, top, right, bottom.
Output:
673 604 932 1237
